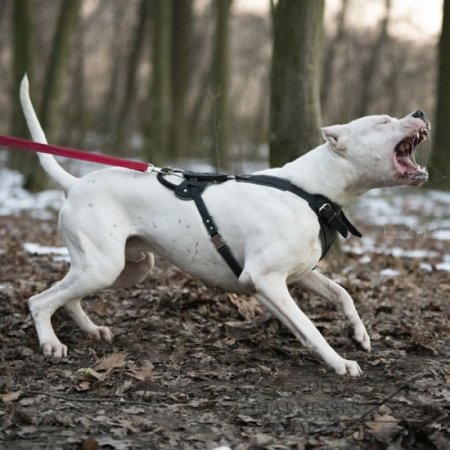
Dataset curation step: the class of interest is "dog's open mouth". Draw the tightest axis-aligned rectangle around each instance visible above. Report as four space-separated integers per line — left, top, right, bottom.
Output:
393 127 429 182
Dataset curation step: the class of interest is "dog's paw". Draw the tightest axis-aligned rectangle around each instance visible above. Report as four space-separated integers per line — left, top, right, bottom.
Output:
88 326 113 343
42 341 68 358
334 359 362 377
348 324 371 352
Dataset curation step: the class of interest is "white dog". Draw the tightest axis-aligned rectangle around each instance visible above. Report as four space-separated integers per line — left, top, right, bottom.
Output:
20 77 429 376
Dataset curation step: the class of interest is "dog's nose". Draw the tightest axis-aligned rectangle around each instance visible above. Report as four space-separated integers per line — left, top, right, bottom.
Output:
412 110 427 121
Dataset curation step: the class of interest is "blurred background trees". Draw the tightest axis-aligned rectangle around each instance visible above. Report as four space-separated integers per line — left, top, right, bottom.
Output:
432 0 450 189
0 0 447 191
270 0 324 166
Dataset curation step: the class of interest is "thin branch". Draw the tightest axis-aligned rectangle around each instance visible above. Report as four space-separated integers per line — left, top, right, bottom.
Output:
342 371 430 433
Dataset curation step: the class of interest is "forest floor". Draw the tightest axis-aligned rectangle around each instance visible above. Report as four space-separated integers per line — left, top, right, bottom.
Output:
0 179 449 449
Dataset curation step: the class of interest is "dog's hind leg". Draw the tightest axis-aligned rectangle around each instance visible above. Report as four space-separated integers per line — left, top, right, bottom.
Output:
249 272 362 376
297 270 371 352
63 239 155 340
64 299 114 342
112 237 155 289
28 235 127 357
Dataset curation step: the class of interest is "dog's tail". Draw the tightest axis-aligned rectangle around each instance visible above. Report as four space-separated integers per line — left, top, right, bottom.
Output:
20 75 77 191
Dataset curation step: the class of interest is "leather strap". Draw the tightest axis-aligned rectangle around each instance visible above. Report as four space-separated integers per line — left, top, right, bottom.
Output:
235 174 362 257
156 171 362 277
157 172 243 277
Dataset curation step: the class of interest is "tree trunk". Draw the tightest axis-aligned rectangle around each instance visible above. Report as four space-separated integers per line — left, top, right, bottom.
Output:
144 0 172 163
8 0 48 191
209 0 232 171
270 0 325 167
431 0 450 188
10 0 33 140
0 0 8 32
114 0 150 150
321 0 349 111
357 0 391 117
39 0 81 143
100 2 127 147
66 21 86 147
170 0 194 159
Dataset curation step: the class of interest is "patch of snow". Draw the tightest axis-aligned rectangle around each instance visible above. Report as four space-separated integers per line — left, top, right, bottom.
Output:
0 168 63 218
435 255 450 272
353 187 450 234
419 262 433 272
23 242 70 262
380 268 400 277
436 262 450 272
342 242 440 259
359 255 372 264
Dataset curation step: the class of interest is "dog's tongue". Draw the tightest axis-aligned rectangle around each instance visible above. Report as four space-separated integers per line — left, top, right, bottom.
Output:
395 154 418 175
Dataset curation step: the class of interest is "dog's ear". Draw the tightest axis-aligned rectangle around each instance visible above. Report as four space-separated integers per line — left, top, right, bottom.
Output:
321 125 348 152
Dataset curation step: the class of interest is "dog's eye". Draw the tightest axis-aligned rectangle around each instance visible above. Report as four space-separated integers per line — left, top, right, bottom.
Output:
379 117 391 125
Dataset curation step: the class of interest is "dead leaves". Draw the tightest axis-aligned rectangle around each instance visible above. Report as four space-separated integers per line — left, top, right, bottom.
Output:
366 413 402 442
227 294 262 320
1 390 22 403
93 352 128 374
1 214 450 449
75 352 154 392
126 360 154 381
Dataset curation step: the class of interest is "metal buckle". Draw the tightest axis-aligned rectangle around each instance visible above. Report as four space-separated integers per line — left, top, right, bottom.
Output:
211 233 227 250
158 166 185 177
318 203 337 223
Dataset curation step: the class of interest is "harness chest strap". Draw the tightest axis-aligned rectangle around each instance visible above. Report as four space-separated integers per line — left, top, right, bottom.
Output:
157 171 362 278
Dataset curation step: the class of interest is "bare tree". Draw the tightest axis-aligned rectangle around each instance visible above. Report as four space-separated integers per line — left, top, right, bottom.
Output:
10 0 33 140
114 0 150 151
357 0 392 117
431 0 450 188
145 0 172 163
321 0 350 111
170 0 194 158
209 0 232 170
270 0 325 167
39 0 81 143
8 0 48 191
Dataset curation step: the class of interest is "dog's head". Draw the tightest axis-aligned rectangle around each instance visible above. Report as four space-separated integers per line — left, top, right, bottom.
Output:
321 111 430 189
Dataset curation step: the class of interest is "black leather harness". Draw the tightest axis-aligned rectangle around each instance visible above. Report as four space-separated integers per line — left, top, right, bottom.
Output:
157 170 362 278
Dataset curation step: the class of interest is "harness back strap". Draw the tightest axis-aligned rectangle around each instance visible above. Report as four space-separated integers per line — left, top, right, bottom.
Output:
235 174 362 239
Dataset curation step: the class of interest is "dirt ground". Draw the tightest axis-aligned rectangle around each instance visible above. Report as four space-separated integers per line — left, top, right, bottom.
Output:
0 212 449 450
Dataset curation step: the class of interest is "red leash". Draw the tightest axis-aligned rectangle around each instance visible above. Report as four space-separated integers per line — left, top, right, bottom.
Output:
0 135 154 173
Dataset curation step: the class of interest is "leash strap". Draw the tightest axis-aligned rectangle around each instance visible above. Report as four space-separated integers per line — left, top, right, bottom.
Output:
0 135 154 173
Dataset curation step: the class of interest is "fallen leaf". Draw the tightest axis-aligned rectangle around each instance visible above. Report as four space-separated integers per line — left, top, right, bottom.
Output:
97 436 131 449
366 413 401 442
12 409 33 425
82 437 99 450
76 381 92 391
77 367 106 381
237 414 260 424
92 352 128 375
1 390 22 403
126 360 154 381
227 294 262 320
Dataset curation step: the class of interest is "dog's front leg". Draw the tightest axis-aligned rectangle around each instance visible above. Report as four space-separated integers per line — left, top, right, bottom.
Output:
252 273 362 376
297 270 370 352
64 299 113 342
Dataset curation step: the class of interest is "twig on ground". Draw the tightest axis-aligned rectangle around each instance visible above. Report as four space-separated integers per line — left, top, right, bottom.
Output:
342 370 431 433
